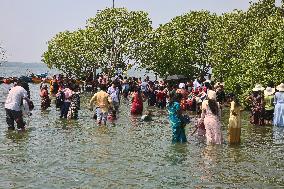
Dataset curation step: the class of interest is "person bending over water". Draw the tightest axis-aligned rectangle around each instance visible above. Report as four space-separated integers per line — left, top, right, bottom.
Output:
4 81 33 131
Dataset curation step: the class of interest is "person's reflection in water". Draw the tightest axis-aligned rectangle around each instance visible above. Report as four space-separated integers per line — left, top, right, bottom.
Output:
166 144 188 166
272 126 284 145
5 129 29 143
130 114 140 129
199 145 221 182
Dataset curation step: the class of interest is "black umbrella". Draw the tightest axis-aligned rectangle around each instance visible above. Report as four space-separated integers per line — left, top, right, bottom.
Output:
165 75 187 81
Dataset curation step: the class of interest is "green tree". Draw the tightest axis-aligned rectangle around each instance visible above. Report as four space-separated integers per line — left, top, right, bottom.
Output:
138 11 217 79
42 8 152 78
87 8 152 75
209 0 283 96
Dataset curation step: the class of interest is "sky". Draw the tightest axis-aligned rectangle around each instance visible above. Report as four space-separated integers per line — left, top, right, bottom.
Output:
0 0 267 63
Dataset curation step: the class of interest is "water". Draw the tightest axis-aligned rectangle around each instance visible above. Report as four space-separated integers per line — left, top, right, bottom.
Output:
0 63 284 188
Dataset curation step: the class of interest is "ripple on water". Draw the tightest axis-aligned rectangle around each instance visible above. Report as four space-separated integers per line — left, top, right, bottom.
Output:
0 84 283 188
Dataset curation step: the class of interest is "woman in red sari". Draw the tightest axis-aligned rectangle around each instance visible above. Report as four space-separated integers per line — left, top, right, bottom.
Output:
131 87 144 115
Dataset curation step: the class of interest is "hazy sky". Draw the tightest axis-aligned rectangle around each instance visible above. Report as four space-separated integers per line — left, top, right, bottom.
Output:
0 0 264 63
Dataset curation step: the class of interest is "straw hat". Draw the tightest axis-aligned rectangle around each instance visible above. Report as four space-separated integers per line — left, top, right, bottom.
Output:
276 83 284 92
252 84 265 92
204 79 211 84
42 84 48 89
264 87 275 96
207 90 216 100
179 83 185 89
214 82 220 88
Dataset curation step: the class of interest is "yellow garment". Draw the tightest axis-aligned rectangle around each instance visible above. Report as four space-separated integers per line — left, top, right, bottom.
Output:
228 101 241 144
90 91 112 113
49 80 54 93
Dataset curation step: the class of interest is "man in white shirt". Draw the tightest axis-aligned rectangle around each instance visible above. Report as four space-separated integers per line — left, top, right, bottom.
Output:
107 82 120 111
4 82 28 131
140 79 149 97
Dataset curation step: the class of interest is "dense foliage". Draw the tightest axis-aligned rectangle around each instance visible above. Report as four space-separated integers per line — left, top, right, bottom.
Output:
137 11 216 79
43 0 284 99
208 0 284 97
42 8 152 78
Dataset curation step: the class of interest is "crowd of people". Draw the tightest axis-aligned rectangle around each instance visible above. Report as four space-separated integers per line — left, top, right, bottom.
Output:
2 73 284 145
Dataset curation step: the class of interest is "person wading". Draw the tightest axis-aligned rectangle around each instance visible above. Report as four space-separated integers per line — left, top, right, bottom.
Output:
90 85 113 125
4 81 32 131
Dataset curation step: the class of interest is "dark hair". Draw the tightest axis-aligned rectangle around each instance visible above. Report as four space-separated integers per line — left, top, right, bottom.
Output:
252 91 260 97
230 93 241 107
169 93 182 106
204 82 212 90
267 80 274 88
208 99 219 116
18 81 30 98
100 84 107 91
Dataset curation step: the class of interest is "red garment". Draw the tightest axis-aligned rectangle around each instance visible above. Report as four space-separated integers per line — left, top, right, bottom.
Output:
176 89 188 110
176 89 188 98
40 89 48 97
156 90 166 102
131 92 143 114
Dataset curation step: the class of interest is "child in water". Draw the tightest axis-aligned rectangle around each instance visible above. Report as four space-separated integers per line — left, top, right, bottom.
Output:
141 110 153 122
107 107 117 122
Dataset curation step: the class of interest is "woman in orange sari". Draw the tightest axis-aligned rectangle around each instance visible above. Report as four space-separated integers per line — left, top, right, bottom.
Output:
176 83 188 111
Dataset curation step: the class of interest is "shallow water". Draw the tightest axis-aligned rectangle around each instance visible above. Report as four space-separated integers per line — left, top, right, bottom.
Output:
0 63 284 188
0 83 284 189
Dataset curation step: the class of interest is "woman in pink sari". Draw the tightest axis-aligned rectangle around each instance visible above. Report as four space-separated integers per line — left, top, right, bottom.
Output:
200 90 222 144
131 87 144 115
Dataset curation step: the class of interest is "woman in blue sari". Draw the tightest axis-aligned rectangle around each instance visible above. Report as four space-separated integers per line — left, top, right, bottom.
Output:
274 83 284 127
167 93 187 143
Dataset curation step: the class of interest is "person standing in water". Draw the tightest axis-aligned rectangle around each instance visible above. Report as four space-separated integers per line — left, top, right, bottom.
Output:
228 94 242 144
4 81 31 131
273 83 284 127
67 85 81 119
40 84 51 110
130 86 144 115
263 86 275 125
200 90 222 145
167 93 187 143
90 85 113 125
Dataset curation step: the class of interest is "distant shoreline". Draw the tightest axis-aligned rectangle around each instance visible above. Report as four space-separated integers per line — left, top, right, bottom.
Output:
2 61 44 65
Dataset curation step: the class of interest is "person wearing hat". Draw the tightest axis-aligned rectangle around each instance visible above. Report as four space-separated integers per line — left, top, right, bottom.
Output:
200 90 222 144
263 87 275 125
273 83 284 127
246 84 265 126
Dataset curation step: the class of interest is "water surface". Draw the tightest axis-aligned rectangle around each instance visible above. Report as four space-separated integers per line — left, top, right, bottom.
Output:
0 64 283 188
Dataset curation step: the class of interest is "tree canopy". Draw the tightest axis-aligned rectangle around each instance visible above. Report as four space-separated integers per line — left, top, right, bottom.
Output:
137 11 216 79
43 0 284 100
42 8 152 78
